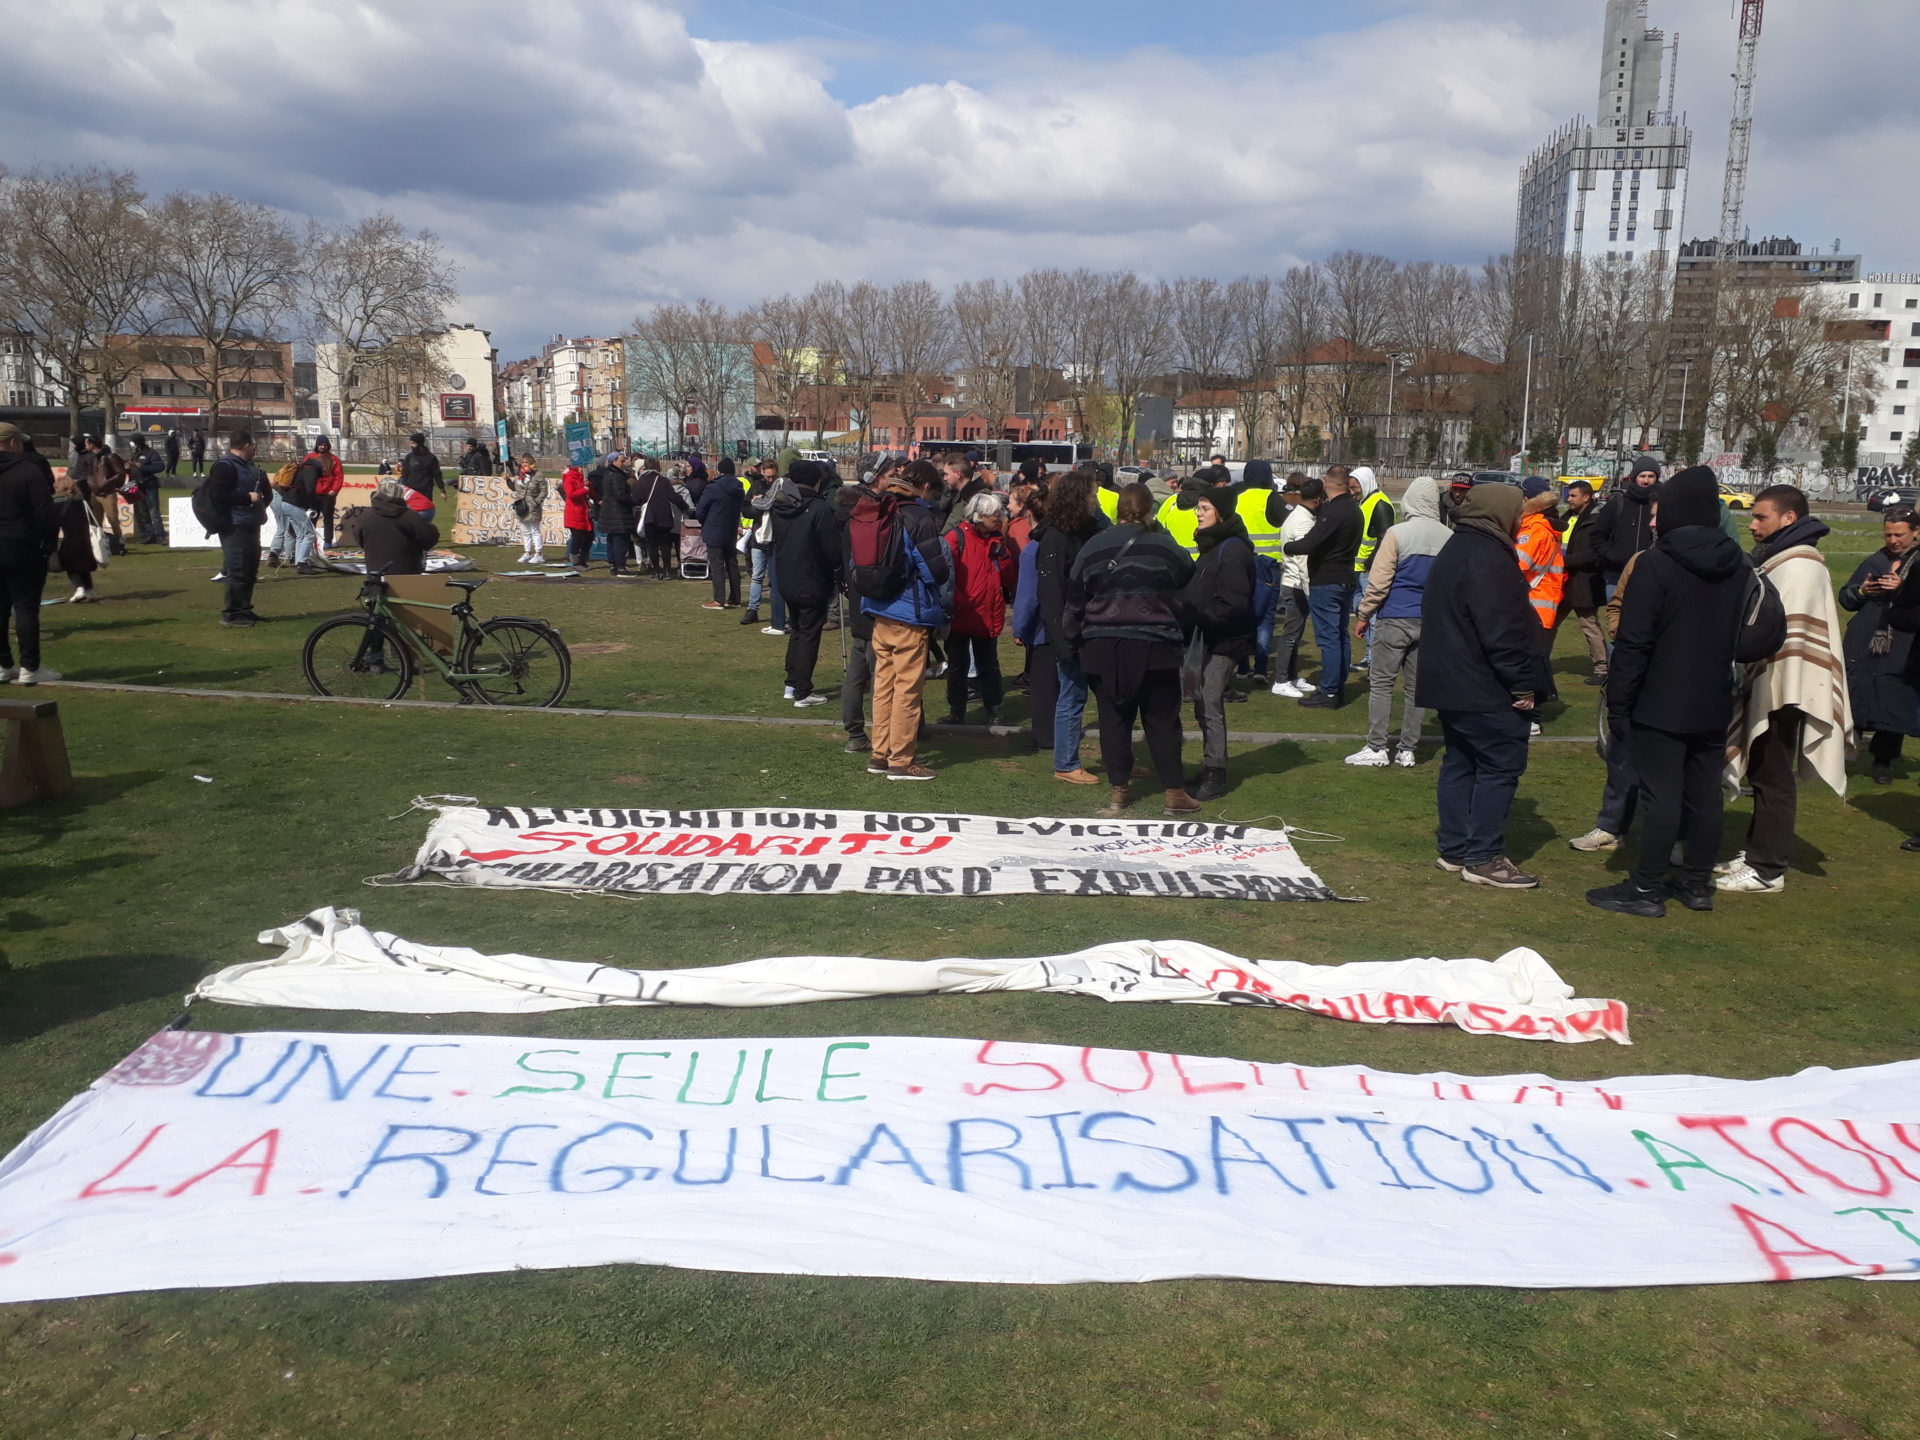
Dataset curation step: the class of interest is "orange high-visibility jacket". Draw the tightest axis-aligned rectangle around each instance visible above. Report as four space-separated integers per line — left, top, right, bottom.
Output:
1516 511 1566 630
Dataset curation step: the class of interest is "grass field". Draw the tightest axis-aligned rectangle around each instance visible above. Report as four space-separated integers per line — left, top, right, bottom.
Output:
2 511 1917 1439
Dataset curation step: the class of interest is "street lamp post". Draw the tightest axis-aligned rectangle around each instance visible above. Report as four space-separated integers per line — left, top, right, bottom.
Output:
1519 335 1535 468
1385 352 1413 467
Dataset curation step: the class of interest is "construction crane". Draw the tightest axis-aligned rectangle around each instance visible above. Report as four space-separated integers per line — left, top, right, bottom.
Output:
1717 0 1766 254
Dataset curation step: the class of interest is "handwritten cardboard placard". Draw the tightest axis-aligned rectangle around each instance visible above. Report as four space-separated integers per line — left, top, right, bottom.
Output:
2 1028 1916 1301
452 475 566 548
390 803 1340 902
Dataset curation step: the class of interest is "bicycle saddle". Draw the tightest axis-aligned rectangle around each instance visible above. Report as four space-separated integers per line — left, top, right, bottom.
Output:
445 577 489 591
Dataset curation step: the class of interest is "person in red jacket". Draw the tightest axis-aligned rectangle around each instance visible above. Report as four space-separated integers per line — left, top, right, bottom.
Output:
560 464 594 571
938 490 1018 726
302 437 346 551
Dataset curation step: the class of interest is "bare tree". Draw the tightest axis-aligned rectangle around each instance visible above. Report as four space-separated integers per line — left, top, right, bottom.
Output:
1713 288 1867 472
810 279 890 449
1226 274 1284 456
1322 250 1399 456
1103 275 1174 461
146 191 299 436
1168 276 1235 454
626 303 703 450
881 280 954 446
681 299 753 452
1273 264 1330 457
1056 269 1116 442
950 278 1022 439
742 292 817 447
0 167 159 437
305 214 458 440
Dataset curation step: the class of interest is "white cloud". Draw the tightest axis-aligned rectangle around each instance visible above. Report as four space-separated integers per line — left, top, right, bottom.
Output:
3 0 1913 357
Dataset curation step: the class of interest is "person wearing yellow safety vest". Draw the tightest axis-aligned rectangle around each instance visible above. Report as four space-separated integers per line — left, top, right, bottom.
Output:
1515 477 1567 716
1555 479 1609 686
1350 466 1395 670
1231 459 1289 682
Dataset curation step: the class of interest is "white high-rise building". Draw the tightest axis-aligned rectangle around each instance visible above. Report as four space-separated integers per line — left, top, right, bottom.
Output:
1516 0 1691 273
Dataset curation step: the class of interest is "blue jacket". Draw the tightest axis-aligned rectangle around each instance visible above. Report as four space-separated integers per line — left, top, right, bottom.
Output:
694 476 745 547
1011 537 1044 647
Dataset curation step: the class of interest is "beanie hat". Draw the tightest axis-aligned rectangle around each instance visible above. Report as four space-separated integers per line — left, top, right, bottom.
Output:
1521 476 1554 498
1198 485 1238 519
1660 465 1721 531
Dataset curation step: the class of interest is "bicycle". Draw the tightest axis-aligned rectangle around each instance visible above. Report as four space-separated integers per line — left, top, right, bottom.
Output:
301 571 573 707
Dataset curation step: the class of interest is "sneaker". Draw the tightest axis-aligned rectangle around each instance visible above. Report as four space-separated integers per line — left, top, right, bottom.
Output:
265 553 283 569
219 616 256 628
1434 855 1466 873
1394 748 1417 769
844 734 871 754
1568 828 1621 853
1053 768 1101 786
1298 691 1340 709
1872 761 1893 785
1584 672 1608 687
209 573 225 583
1662 877 1714 913
1585 880 1666 918
1188 769 1229 801
1714 862 1784 894
1222 688 1247 703
1461 856 1540 890
739 611 760 626
295 563 326 576
1270 679 1306 698
11 667 61 685
886 764 937 781
701 601 726 610
1344 746 1390 768
0 667 16 684
794 694 828 708
1901 834 1920 852
783 685 795 700
1712 851 1746 876
68 588 93 604
866 760 889 775
761 626 786 636
934 713 964 726
1529 721 1542 737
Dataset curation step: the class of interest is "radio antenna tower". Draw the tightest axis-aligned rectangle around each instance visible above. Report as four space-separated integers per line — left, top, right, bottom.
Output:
1717 0 1765 253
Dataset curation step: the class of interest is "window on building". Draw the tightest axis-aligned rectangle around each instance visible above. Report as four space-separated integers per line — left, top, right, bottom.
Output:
1850 294 1860 308
1908 298 1919 309
1899 380 1911 391
1895 407 1908 417
140 379 209 398
6 389 28 406
1895 432 1906 443
218 348 277 369
221 381 285 401
1911 323 1920 338
1874 293 1884 307
1906 349 1920 369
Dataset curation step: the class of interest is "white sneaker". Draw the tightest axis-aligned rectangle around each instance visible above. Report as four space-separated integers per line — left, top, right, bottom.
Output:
1714 862 1784 894
1529 721 1542 737
1394 748 1416 768
1344 746 1390 767
794 694 828 708
1568 828 1620 853
1271 679 1304 698
762 626 786 636
13 668 61 686
1712 851 1746 876
69 588 93 604
782 685 796 700
0 666 18 684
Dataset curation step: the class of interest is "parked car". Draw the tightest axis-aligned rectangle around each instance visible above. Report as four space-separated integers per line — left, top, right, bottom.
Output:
1866 484 1920 511
1719 488 1754 511
1470 470 1524 488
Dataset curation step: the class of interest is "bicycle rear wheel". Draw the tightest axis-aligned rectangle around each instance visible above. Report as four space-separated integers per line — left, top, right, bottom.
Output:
457 619 571 707
303 615 414 701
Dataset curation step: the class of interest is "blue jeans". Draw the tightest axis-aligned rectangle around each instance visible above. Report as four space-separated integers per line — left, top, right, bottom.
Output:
269 495 316 565
1053 654 1089 773
1435 708 1532 865
749 548 786 627
1307 580 1355 698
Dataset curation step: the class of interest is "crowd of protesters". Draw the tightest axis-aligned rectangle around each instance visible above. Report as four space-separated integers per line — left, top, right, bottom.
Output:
1 423 1914 907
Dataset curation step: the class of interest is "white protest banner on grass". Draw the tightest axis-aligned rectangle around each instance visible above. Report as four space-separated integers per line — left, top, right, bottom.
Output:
196 908 1630 1044
2 1029 1917 1303
387 802 1339 902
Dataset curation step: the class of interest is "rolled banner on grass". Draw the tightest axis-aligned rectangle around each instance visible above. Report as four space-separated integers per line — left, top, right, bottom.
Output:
383 801 1341 902
196 909 1628 1044
1 1028 1917 1302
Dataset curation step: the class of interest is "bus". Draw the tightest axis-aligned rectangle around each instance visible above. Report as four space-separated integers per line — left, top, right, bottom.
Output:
909 438 1092 472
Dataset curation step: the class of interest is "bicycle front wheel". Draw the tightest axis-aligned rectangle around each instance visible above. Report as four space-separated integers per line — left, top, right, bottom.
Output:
457 619 571 707
303 615 414 701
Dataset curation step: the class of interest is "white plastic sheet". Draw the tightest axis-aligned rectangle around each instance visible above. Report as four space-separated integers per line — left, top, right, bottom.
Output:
196 908 1630 1045
1 1028 1916 1301
387 803 1339 901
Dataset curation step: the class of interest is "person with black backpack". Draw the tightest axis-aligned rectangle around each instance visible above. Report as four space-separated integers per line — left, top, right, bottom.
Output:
1585 466 1778 918
206 431 270 627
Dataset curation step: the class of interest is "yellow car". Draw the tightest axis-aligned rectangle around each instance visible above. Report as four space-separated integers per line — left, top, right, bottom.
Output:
1720 488 1753 511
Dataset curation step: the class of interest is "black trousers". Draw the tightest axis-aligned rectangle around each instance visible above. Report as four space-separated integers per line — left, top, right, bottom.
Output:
1 562 49 672
1745 706 1803 882
710 547 742 605
1627 724 1725 890
315 493 338 548
783 599 827 697
643 525 676 574
1530 623 1559 704
1028 641 1061 751
842 631 872 735
219 528 261 620
1869 730 1906 764
1086 648 1184 792
567 527 594 567
946 633 1004 717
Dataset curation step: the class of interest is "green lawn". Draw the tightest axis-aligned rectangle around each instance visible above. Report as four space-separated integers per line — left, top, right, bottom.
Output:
2 512 1917 1439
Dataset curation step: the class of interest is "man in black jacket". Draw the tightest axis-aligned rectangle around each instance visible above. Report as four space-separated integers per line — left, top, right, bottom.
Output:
400 432 449 519
1283 466 1363 706
206 431 270 627
1586 461 1660 587
1415 483 1539 888
771 461 842 707
1555 480 1609 684
0 424 62 684
1586 466 1751 918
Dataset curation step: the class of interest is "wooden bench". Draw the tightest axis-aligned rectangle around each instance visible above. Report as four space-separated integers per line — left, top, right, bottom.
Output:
0 698 73 808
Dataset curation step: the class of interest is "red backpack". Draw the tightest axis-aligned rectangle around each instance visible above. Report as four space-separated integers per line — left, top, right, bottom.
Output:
847 487 908 600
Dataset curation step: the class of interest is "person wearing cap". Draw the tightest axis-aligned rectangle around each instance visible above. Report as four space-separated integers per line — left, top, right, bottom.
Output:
1515 476 1566 715
1415 483 1540 889
1586 466 1757 918
1440 472 1473 528
1587 459 1661 592
0 423 63 685
400 432 448 520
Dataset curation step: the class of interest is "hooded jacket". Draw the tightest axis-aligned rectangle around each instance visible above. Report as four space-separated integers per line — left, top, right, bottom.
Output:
1183 513 1256 658
770 485 842 606
1357 476 1449 624
1589 480 1659 573
1414 485 1536 712
592 464 635 533
359 493 440 577
561 467 593 530
694 472 745 547
0 450 60 570
1606 525 1751 734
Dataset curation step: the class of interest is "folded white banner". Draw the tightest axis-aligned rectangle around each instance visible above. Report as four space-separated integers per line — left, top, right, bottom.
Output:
387 802 1338 902
197 908 1630 1045
2 1029 1916 1301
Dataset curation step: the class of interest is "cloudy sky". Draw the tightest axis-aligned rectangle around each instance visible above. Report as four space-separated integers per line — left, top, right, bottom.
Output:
5 0 1910 358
